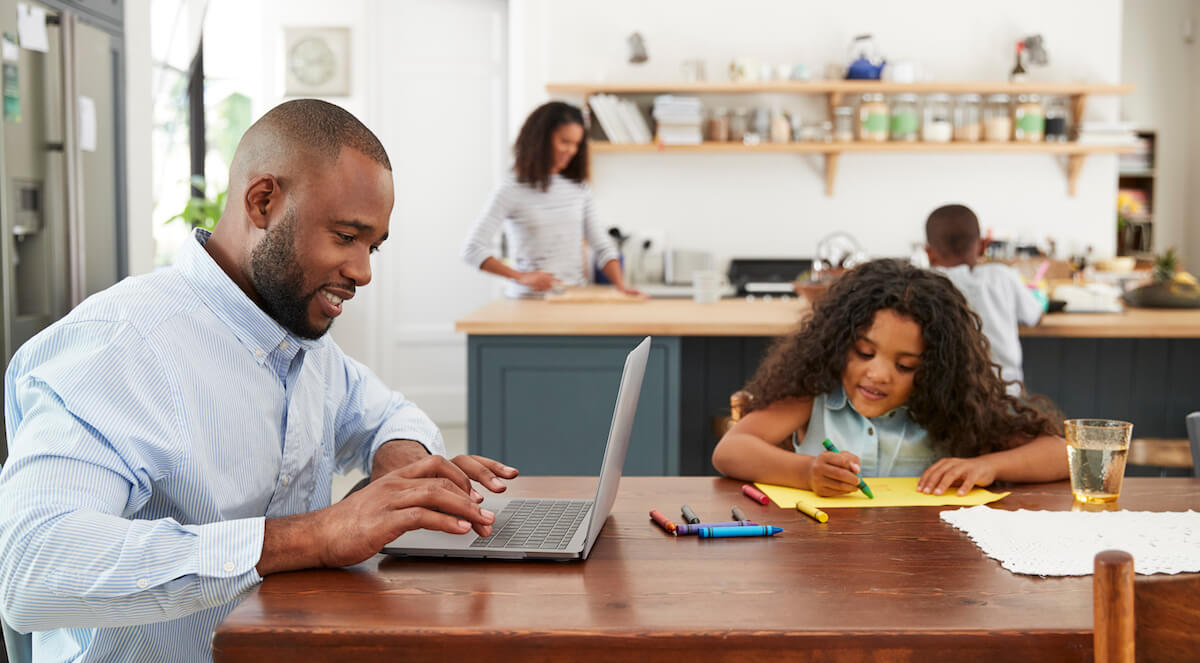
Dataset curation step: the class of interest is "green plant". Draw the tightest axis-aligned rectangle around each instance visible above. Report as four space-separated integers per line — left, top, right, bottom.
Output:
1152 248 1179 283
168 175 226 231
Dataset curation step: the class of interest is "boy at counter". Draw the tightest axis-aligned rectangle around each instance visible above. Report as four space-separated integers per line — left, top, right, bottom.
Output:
924 204 1044 394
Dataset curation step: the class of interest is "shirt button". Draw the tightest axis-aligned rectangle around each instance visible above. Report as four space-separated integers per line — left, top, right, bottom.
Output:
280 340 290 351
136 578 148 589
281 474 291 486
223 561 235 573
254 348 264 360
868 427 875 435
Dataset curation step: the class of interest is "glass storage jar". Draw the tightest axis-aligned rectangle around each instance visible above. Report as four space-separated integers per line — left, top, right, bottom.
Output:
1044 97 1069 142
858 93 889 142
890 94 919 141
706 107 730 142
954 93 982 142
833 106 855 142
922 94 953 142
729 108 749 143
984 94 1012 142
1013 93 1045 142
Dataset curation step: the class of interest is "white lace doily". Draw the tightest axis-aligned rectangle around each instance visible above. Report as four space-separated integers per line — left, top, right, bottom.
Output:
940 505 1200 576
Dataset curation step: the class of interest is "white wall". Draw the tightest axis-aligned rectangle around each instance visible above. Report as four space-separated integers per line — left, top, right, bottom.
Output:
1192 0 1200 271
123 0 154 276
203 0 507 436
510 0 1125 263
1121 0 1199 265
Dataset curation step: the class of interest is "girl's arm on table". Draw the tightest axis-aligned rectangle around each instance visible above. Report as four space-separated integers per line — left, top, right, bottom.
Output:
919 434 1068 495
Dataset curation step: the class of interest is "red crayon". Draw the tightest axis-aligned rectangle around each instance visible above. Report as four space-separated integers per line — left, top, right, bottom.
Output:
741 484 769 505
649 509 676 533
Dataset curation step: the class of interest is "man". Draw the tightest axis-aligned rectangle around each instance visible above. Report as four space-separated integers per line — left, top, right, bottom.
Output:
0 99 516 661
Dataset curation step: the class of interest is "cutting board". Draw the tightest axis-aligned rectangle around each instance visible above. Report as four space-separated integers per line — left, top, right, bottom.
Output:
544 287 647 304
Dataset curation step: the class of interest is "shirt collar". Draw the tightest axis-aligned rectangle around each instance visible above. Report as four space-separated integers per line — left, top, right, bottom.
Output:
176 229 325 363
824 383 910 419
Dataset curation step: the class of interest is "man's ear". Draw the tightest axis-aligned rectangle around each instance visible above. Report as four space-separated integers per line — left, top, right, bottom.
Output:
244 175 278 230
976 238 987 258
925 245 938 265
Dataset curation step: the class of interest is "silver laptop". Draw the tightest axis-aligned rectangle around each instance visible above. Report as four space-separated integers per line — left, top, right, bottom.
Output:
382 336 650 561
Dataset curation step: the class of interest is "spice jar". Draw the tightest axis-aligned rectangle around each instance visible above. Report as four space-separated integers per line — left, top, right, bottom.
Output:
984 94 1012 142
858 93 889 142
833 106 855 142
706 107 730 142
1013 93 1045 142
953 93 982 142
729 108 749 143
1044 97 1069 142
890 94 919 142
922 94 953 142
770 108 791 144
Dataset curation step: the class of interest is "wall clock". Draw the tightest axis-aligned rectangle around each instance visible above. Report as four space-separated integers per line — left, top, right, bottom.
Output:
284 27 351 97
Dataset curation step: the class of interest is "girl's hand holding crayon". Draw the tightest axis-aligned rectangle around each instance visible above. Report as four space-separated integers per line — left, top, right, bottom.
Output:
808 450 865 497
918 456 998 496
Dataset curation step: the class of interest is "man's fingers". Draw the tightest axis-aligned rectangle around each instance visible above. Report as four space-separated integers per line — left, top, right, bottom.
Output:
388 481 495 527
394 455 473 495
471 455 519 479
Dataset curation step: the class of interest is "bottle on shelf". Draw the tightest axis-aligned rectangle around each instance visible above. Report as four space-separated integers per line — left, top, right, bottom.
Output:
858 93 889 142
1044 97 1069 142
1013 94 1045 142
954 93 982 142
984 94 1012 142
922 94 953 142
890 94 919 142
1009 41 1027 83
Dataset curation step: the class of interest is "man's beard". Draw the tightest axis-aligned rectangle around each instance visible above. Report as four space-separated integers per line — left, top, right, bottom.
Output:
249 207 333 340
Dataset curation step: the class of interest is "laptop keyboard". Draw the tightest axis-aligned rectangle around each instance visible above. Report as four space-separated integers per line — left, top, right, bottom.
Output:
469 499 592 550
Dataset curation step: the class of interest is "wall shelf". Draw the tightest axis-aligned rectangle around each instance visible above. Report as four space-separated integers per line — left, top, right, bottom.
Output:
589 141 1134 196
550 80 1134 196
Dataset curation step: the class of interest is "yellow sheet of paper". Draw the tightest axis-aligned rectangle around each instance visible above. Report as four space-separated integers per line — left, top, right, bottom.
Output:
754 478 1009 508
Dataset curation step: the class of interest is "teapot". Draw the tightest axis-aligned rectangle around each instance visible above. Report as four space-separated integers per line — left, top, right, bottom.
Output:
845 34 885 80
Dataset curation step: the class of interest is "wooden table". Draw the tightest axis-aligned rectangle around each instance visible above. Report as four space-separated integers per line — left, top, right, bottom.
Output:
214 476 1200 663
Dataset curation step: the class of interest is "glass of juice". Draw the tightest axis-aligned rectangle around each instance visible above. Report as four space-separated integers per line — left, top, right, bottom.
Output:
1064 419 1133 503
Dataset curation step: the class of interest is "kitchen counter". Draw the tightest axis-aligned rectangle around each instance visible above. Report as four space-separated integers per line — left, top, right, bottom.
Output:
456 296 1200 338
458 296 1200 476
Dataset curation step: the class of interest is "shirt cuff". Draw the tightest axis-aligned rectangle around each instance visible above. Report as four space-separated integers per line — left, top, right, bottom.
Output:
184 516 265 606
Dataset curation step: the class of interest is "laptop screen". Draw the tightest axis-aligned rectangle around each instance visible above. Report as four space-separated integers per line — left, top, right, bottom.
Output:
581 336 650 556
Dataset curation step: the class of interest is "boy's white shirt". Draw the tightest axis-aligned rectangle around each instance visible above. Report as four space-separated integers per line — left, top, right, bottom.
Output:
934 263 1043 387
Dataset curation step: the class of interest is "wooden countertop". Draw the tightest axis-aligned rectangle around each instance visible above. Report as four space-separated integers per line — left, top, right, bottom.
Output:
455 296 1200 338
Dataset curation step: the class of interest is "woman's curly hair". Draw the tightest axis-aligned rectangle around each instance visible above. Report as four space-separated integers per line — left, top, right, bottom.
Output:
744 259 1060 458
513 101 588 192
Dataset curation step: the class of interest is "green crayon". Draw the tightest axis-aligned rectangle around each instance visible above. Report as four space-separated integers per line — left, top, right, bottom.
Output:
821 438 875 499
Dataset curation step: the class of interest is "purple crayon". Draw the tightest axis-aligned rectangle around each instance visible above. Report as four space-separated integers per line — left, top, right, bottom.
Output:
675 521 759 536
698 526 783 539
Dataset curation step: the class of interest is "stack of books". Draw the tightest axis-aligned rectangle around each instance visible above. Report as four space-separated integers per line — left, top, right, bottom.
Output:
1075 121 1139 146
587 95 651 144
1118 135 1153 174
651 95 703 145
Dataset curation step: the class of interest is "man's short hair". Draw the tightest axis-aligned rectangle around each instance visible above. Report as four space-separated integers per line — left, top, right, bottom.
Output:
252 99 391 171
925 204 981 258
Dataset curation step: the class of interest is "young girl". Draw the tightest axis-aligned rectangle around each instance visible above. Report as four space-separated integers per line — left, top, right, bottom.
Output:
711 259 1067 497
461 101 640 298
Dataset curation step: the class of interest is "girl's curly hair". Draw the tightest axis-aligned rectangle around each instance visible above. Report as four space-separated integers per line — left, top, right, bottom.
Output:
744 259 1060 458
513 101 588 192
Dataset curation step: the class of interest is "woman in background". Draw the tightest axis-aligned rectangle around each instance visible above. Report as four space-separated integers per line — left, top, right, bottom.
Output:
461 101 640 298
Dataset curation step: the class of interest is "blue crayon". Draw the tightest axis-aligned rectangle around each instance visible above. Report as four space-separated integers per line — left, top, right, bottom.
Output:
697 526 783 539
675 521 759 536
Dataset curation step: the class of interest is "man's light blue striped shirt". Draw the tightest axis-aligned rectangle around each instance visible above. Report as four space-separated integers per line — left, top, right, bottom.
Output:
0 229 444 661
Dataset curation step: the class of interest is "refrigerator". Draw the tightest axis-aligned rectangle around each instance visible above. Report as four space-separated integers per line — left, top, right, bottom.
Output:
0 0 126 465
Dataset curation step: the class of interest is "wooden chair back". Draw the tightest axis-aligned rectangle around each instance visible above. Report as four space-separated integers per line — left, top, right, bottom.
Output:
1093 549 1200 663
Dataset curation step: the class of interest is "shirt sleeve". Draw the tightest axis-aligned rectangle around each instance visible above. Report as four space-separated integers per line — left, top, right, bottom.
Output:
580 185 620 268
0 324 264 632
460 181 513 269
1010 267 1044 325
329 348 445 477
